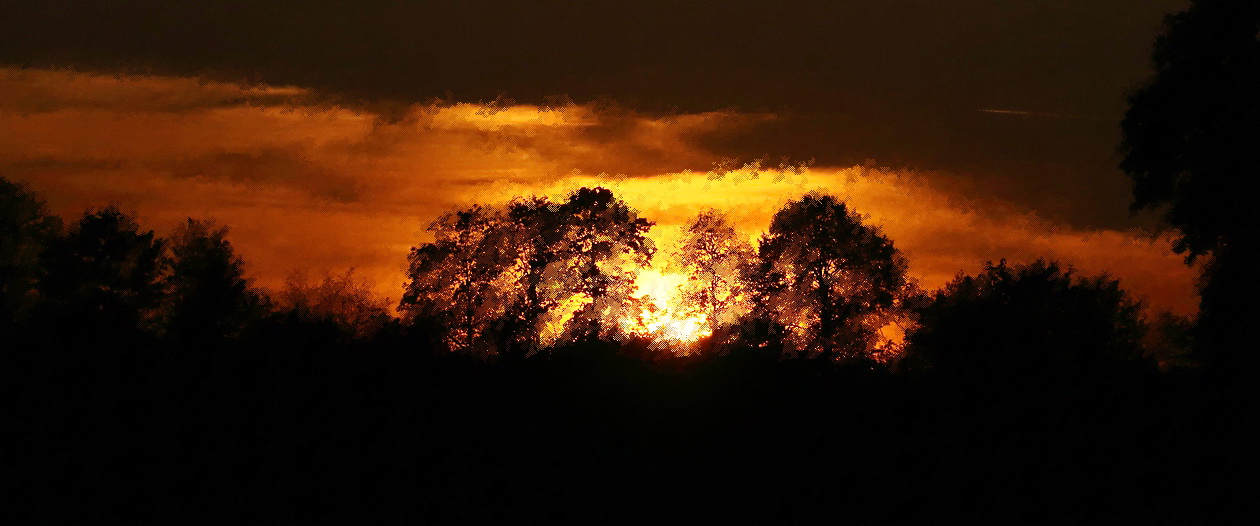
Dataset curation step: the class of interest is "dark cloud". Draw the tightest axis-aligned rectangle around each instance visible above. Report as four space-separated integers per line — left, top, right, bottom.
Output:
1 2 1200 283
4 1 1188 229
167 150 364 204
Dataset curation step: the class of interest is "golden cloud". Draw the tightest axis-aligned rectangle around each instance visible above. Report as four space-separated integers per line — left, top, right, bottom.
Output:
0 67 1197 316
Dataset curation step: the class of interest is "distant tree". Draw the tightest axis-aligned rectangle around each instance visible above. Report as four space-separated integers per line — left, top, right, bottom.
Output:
39 206 167 341
401 188 654 356
0 177 61 333
400 205 519 354
1119 0 1260 374
671 210 754 344
280 268 393 341
160 219 262 342
498 196 563 354
749 193 910 361
906 259 1149 382
546 187 654 343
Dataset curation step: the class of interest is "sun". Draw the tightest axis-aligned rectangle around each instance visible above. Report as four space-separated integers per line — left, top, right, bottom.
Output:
619 269 712 348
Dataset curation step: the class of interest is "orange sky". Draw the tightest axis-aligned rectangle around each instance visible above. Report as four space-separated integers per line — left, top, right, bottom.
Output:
1 67 1198 317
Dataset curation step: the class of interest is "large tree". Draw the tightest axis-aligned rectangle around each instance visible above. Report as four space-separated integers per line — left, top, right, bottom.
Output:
498 188 654 350
546 187 654 343
749 193 909 361
400 187 654 355
1119 0 1260 374
400 204 520 355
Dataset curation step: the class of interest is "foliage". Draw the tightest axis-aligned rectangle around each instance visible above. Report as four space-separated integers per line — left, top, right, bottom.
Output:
4 177 1255 523
401 187 654 355
279 268 392 341
400 204 520 354
522 187 654 344
670 210 755 338
1142 310 1196 371
0 176 62 330
1119 0 1260 376
38 206 168 339
160 219 262 342
907 259 1150 381
748 193 911 361
1119 0 1260 262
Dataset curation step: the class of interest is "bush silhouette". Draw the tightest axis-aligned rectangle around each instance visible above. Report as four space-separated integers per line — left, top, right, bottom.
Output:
907 259 1150 384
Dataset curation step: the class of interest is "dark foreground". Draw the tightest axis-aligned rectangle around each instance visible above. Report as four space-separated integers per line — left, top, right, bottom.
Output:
7 331 1257 525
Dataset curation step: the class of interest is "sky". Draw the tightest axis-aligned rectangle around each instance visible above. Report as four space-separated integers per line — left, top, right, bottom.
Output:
0 1 1198 315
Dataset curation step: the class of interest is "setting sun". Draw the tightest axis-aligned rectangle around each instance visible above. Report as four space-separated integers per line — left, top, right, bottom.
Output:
621 270 713 347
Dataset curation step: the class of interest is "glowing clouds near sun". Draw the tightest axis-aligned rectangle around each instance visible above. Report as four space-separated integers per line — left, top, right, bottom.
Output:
622 270 713 347
0 66 1198 327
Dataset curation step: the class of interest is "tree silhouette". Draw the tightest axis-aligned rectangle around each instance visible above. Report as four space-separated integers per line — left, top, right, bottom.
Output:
497 196 565 355
906 259 1149 382
160 219 261 343
1119 0 1260 375
547 187 654 343
282 268 392 341
748 193 909 361
0 177 61 335
38 206 167 343
401 188 654 356
400 204 518 354
670 209 754 348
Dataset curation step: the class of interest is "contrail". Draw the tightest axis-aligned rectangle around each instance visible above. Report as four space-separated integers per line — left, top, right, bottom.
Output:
979 108 1104 120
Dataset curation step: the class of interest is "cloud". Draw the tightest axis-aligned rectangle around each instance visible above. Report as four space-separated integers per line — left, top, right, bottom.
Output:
0 67 1197 316
0 66 310 113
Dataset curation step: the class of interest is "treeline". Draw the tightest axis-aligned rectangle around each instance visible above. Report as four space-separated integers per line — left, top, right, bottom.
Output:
2 176 1251 523
2 177 1180 372
398 185 1186 376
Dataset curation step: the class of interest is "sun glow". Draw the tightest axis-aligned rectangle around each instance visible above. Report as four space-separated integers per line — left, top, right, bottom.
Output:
620 270 712 348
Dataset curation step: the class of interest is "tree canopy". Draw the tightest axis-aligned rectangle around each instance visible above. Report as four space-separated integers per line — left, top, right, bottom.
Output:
907 259 1149 382
748 193 910 362
671 210 755 342
401 187 654 355
161 219 261 342
39 206 168 341
0 176 62 332
1120 0 1260 261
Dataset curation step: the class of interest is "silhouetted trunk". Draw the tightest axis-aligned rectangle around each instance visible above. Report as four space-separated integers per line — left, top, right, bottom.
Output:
816 263 834 360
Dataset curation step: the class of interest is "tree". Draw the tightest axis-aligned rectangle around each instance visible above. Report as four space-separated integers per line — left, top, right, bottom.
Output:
497 196 563 354
0 177 61 334
278 268 392 341
545 187 654 343
749 193 910 361
400 187 654 356
1119 0 1260 374
400 204 519 354
906 259 1149 382
160 219 261 342
39 206 167 342
670 210 754 346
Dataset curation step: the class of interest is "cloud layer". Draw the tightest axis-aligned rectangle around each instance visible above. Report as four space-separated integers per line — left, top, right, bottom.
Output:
1 67 1197 315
